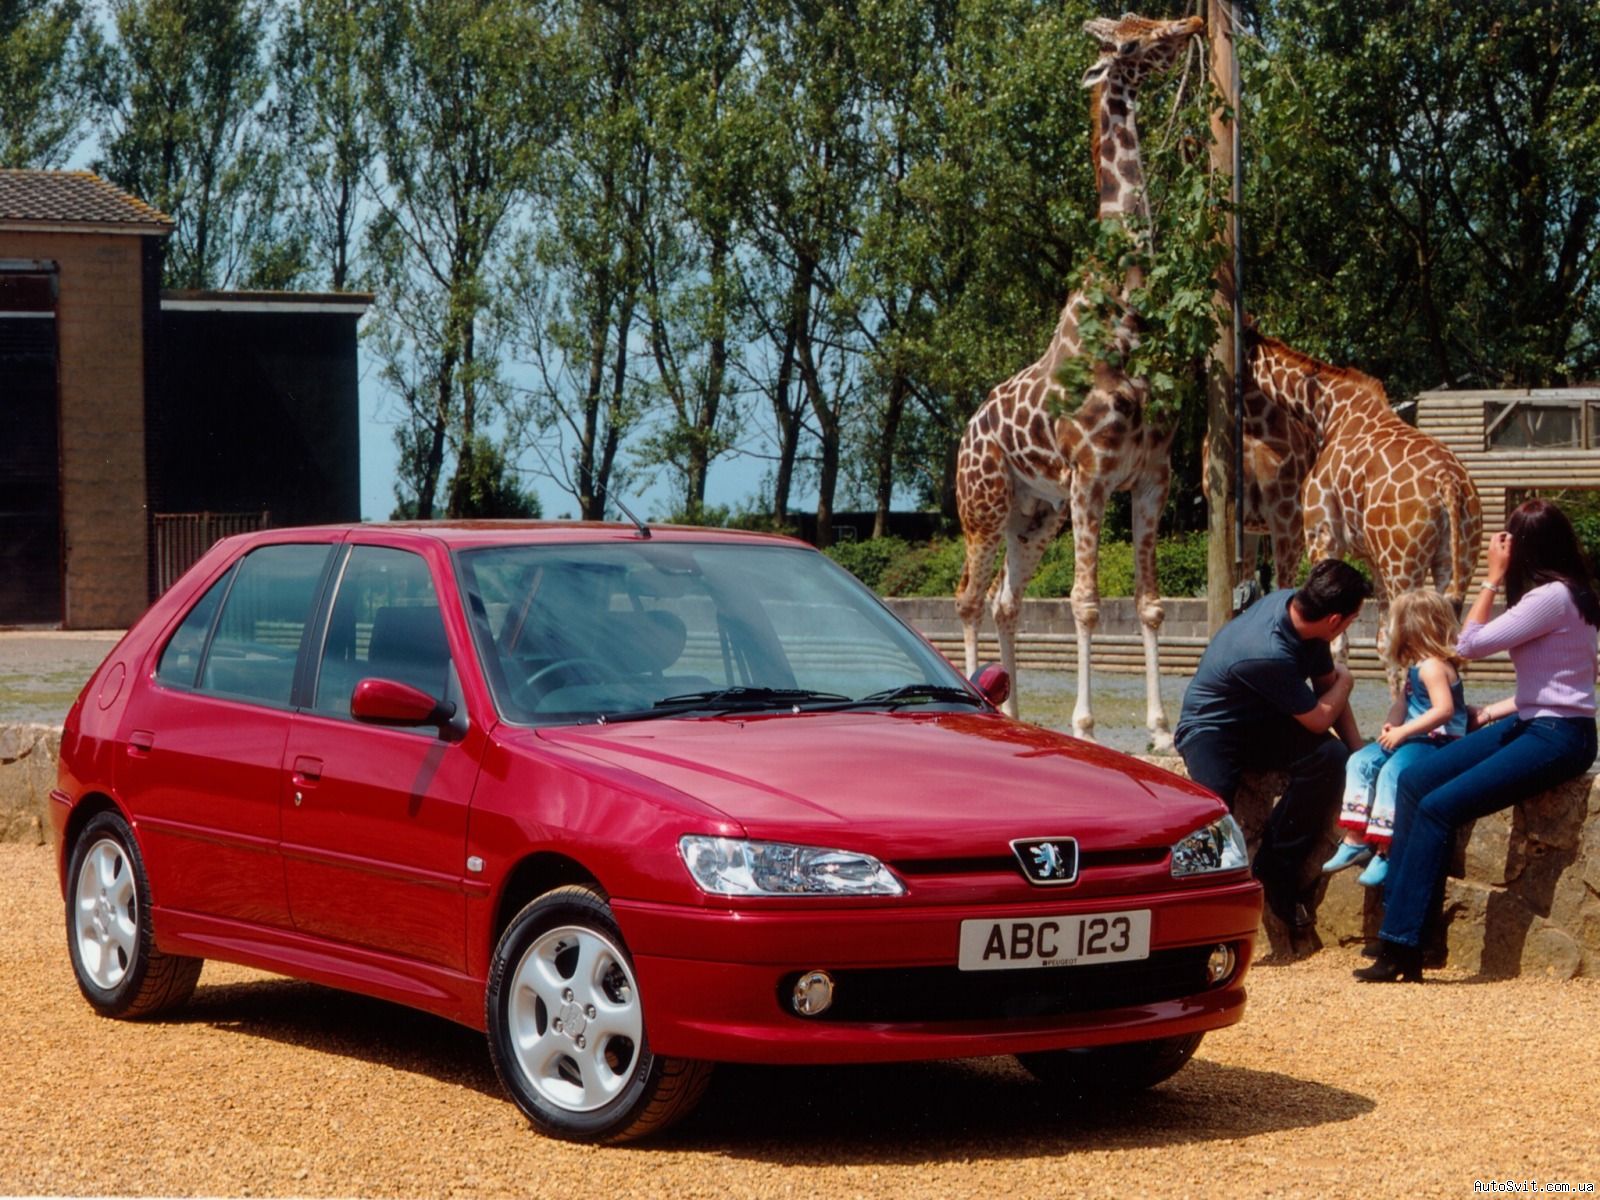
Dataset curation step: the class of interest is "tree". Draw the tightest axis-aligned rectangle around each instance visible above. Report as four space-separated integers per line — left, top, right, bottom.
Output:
273 0 373 290
0 0 101 166
1244 0 1600 392
634 0 758 522
740 0 871 543
364 0 555 519
505 0 657 522
94 0 295 288
847 0 1109 521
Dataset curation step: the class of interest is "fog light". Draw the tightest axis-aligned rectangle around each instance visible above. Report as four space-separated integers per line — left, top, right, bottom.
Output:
1207 944 1236 985
792 970 834 1016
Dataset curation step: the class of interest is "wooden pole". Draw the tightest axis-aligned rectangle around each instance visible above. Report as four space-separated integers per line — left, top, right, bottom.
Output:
1205 0 1241 635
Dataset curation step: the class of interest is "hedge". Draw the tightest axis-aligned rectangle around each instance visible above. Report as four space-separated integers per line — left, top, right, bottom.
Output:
825 532 1213 598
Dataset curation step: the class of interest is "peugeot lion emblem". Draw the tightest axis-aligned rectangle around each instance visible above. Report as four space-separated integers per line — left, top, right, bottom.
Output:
1011 837 1080 886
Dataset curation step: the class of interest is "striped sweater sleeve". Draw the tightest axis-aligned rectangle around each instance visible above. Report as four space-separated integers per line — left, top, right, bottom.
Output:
1456 583 1569 660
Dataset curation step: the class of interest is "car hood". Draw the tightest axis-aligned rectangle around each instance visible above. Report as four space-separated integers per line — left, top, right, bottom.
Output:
530 711 1223 858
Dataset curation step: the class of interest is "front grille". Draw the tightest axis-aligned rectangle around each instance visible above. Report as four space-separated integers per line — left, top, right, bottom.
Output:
781 945 1215 1024
891 847 1169 877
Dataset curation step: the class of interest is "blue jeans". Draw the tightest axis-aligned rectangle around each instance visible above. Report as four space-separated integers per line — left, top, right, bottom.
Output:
1380 716 1597 947
1340 739 1440 844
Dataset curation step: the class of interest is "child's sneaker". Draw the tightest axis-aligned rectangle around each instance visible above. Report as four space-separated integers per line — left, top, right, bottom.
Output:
1322 842 1374 873
1357 855 1389 888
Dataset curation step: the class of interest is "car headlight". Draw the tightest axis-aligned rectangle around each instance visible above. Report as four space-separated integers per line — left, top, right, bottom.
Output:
1170 814 1250 877
679 836 905 896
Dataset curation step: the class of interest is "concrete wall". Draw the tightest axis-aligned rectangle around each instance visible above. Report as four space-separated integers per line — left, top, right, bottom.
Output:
887 595 1517 683
0 230 152 628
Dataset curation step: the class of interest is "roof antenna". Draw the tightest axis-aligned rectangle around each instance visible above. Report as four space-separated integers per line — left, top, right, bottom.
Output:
597 482 651 539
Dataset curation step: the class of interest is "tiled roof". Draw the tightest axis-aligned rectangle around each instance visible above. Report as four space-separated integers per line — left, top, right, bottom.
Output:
0 170 172 229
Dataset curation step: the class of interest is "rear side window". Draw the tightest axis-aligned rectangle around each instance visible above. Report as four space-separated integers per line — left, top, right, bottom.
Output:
198 544 331 706
155 569 231 688
313 545 452 716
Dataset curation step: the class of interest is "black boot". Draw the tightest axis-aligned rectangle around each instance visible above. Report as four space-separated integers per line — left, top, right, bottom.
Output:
1352 940 1423 983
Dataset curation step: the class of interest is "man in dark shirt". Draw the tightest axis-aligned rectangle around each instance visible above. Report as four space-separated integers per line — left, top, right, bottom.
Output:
1175 558 1371 936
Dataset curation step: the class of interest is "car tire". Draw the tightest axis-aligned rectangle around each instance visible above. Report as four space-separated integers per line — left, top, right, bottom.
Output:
66 810 202 1019
1016 1031 1204 1095
485 885 713 1142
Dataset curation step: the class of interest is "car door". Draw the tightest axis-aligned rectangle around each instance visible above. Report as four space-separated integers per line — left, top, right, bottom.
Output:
280 542 483 970
117 541 336 928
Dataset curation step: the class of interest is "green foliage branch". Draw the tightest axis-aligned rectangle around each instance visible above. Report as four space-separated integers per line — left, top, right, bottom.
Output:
1050 126 1230 429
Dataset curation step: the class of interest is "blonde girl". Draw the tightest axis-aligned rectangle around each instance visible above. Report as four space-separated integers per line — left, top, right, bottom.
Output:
1322 589 1467 887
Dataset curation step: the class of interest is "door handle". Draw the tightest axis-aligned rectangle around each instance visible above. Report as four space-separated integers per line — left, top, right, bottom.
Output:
291 755 323 785
127 729 155 756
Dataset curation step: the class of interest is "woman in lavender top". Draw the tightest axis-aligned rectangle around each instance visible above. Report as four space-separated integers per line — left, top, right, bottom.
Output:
1355 499 1600 982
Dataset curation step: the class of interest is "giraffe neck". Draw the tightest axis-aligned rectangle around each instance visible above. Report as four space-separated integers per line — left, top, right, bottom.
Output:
1250 338 1389 439
1093 77 1151 291
1041 79 1151 372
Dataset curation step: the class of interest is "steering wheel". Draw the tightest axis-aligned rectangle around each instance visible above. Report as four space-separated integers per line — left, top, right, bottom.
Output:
523 656 627 693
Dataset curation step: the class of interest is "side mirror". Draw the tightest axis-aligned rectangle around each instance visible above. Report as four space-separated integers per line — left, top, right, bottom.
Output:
351 678 465 737
970 662 1011 709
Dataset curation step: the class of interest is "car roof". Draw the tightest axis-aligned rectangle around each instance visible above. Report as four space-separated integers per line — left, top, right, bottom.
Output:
225 521 813 552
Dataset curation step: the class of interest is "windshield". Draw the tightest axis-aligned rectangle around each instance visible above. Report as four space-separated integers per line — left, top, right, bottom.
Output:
455 541 977 725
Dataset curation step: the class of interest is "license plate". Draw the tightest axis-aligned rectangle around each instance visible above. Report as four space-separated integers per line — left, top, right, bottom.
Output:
958 910 1151 971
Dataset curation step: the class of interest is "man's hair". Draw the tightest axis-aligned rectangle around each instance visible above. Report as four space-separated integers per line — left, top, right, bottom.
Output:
1292 558 1372 622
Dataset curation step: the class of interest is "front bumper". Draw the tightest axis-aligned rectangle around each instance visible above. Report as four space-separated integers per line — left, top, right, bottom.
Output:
615 877 1261 1064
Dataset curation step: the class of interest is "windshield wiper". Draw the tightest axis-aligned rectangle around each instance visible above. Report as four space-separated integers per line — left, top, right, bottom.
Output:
824 684 986 711
599 686 853 724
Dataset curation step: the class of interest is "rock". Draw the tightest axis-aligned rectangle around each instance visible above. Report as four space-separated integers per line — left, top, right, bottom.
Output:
1515 779 1588 851
0 725 59 847
1441 879 1490 974
1520 925 1583 980
1315 867 1381 948
1463 810 1513 884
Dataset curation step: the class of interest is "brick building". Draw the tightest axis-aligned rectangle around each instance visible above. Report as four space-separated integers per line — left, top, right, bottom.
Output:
0 171 367 628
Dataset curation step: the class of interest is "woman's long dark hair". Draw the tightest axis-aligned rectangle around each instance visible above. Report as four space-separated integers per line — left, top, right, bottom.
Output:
1505 499 1600 628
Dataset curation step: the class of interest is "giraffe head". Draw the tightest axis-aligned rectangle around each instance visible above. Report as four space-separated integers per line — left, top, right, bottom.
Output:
1080 13 1204 90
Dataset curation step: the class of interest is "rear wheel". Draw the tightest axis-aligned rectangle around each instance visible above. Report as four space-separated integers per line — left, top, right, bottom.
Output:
66 810 202 1018
1016 1032 1203 1095
485 885 712 1142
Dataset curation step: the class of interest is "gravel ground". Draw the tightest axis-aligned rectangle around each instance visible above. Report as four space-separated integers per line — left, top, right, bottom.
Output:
6 844 1598 1198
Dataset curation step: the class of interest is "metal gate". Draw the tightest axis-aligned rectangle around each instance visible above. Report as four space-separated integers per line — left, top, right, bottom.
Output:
152 510 271 595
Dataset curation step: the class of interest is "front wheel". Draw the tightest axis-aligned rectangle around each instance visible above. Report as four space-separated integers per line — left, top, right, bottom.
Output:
65 810 202 1018
485 885 712 1142
1016 1032 1203 1096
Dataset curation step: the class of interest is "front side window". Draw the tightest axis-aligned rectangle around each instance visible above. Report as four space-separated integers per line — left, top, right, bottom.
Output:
313 545 453 716
458 541 970 725
198 544 331 706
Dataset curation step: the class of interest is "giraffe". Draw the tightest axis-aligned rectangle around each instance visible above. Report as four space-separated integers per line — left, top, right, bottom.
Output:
1215 331 1483 686
1201 323 1321 591
955 12 1203 750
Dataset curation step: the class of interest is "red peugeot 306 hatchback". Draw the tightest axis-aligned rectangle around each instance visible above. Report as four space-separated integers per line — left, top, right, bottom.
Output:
55 523 1260 1141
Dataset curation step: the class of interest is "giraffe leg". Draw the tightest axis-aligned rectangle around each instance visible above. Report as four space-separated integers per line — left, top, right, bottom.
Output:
955 454 1008 678
1069 481 1107 741
1273 507 1306 591
992 496 1066 719
1371 575 1399 698
1131 473 1173 752
1240 531 1261 587
956 524 1003 677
